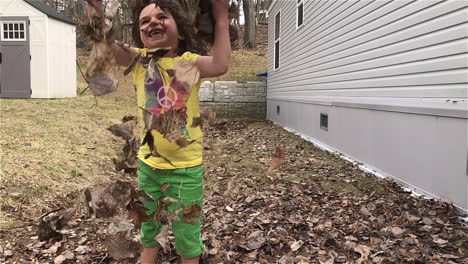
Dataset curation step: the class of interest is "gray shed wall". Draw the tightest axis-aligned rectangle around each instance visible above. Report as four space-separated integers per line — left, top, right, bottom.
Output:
267 0 468 211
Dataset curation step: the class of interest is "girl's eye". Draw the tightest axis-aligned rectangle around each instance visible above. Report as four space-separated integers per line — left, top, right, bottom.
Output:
159 15 168 20
140 19 149 25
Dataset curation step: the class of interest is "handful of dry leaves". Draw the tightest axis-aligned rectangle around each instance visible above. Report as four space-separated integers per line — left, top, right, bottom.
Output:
84 0 120 96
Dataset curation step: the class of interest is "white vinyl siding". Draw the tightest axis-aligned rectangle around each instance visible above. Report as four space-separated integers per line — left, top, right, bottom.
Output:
47 18 76 98
268 0 468 98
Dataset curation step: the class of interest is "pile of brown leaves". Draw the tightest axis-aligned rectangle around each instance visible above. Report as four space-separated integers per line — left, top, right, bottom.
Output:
2 119 467 264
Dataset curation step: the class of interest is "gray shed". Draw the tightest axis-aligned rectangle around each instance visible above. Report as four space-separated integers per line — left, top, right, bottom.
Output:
267 0 468 212
0 0 76 98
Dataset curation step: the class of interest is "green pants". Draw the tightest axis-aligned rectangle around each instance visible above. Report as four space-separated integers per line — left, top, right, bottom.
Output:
138 161 205 258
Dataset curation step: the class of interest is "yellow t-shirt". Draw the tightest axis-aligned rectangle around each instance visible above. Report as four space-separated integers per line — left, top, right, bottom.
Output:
132 50 203 169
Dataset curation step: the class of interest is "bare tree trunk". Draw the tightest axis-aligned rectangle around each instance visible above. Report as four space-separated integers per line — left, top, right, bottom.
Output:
242 0 256 49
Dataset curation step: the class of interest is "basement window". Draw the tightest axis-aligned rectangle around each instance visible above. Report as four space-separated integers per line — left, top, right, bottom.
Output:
320 113 328 131
297 0 304 29
1 22 26 41
274 11 280 70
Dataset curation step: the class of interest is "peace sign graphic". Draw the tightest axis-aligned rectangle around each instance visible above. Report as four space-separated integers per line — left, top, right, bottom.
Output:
157 86 178 108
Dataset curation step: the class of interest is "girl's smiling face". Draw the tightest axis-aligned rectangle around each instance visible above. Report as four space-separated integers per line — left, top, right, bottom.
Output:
139 4 182 55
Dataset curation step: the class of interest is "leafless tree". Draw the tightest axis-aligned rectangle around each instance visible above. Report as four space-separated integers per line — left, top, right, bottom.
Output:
242 0 256 48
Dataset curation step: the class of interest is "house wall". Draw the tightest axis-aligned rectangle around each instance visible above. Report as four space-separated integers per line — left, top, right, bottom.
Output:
267 0 468 211
0 0 48 98
47 18 76 98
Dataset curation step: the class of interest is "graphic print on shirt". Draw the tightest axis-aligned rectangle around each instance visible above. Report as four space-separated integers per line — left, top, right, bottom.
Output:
144 61 191 138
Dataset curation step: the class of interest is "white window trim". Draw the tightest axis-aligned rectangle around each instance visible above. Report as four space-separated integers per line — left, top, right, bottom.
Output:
274 10 281 71
296 0 305 30
1 21 27 41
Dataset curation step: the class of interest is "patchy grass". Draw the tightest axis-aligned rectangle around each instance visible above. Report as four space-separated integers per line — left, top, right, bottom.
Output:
206 49 268 83
0 65 137 228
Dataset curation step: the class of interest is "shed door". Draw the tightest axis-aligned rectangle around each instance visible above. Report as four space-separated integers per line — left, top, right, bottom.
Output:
0 16 31 98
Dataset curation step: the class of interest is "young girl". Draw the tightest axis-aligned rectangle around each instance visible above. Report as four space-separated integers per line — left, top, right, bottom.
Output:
87 0 231 263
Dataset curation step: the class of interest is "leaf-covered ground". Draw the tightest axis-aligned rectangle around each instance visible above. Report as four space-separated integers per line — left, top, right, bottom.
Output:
1 119 467 264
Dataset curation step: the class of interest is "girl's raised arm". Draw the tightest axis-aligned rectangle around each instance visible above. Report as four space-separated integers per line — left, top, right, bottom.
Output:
196 0 231 78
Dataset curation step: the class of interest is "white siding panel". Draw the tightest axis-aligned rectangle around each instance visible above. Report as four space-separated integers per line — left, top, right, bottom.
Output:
271 8 468 82
271 29 468 85
47 18 76 98
30 18 48 98
268 0 468 98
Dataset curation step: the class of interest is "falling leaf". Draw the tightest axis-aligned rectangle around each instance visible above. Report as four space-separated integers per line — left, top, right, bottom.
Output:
84 0 120 98
191 117 203 128
270 146 285 169
105 234 136 260
174 59 200 85
107 215 133 236
37 219 62 242
155 225 170 252
201 107 216 126
107 120 136 140
105 216 137 260
137 189 154 201
87 72 119 96
84 181 134 218
126 199 150 224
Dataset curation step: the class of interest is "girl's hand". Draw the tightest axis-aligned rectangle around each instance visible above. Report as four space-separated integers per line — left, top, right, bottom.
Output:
211 0 230 24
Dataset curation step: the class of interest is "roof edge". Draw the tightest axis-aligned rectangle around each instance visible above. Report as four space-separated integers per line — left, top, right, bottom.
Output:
23 0 77 26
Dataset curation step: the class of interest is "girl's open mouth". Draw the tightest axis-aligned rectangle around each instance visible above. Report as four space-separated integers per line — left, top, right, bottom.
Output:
148 28 164 39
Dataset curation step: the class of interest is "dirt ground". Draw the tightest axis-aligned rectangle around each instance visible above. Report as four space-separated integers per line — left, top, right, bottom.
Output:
1 119 467 264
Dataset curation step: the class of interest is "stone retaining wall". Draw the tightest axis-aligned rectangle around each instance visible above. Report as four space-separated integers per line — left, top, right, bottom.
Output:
199 81 267 119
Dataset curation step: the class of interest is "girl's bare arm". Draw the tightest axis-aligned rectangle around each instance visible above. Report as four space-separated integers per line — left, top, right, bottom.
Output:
112 43 137 67
196 0 231 78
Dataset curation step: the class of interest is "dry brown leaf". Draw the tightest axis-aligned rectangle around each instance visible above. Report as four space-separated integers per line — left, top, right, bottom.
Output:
191 117 203 128
290 240 303 252
155 225 170 252
182 204 202 224
200 107 216 126
84 181 134 218
126 200 150 224
355 244 371 264
174 59 200 85
107 120 137 140
84 1 120 96
270 146 285 169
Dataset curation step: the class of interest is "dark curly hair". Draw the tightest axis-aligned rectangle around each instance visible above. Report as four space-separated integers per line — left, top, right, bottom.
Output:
132 0 208 55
